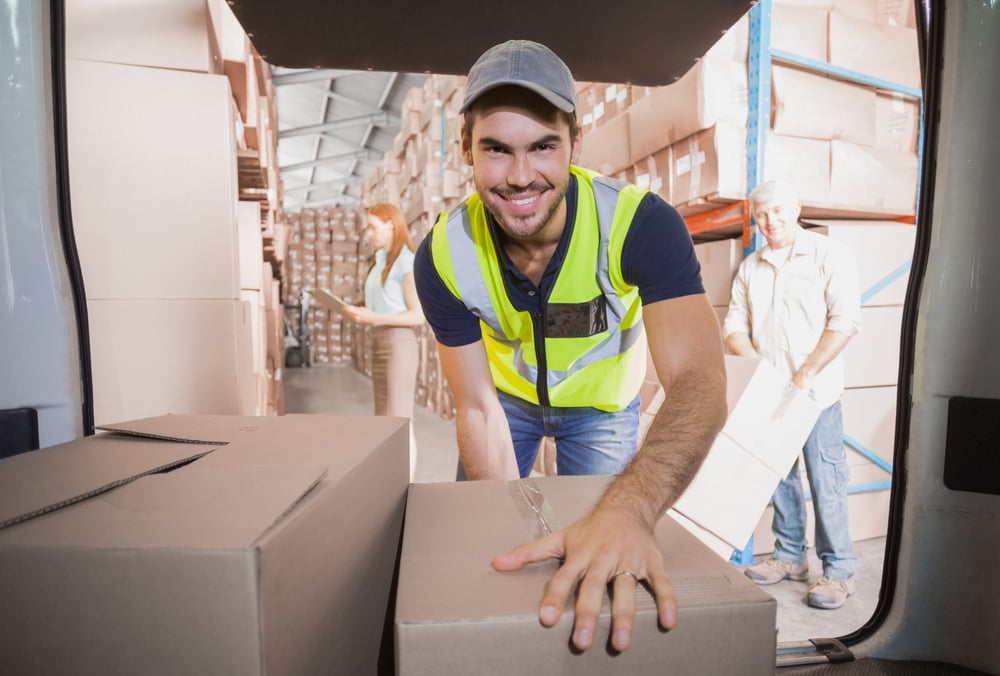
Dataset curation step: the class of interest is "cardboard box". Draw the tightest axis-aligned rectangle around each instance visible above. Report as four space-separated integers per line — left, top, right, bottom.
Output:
627 58 747 162
396 475 777 675
844 305 904 388
578 111 631 176
65 0 222 73
694 237 743 306
670 122 748 207
671 356 822 550
804 220 916 306
829 140 918 215
0 414 409 676
828 11 921 89
772 65 877 146
762 133 832 207
876 91 920 152
87 298 256 425
772 3 829 61
67 59 240 301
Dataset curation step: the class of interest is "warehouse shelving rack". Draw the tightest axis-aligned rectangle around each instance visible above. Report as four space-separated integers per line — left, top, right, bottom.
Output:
695 0 924 565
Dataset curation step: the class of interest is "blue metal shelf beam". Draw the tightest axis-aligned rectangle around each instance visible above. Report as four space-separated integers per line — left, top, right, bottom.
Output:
770 48 923 99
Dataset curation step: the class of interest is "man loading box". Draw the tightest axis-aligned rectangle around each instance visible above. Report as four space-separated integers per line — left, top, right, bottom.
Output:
413 39 728 652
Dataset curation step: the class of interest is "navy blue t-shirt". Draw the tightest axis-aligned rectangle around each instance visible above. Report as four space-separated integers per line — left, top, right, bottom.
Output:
414 175 704 347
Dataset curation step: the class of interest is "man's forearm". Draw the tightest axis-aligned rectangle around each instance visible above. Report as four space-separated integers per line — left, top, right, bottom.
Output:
598 366 727 529
455 404 519 480
794 329 852 386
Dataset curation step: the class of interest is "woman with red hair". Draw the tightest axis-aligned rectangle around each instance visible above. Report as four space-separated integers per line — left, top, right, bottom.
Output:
343 203 424 480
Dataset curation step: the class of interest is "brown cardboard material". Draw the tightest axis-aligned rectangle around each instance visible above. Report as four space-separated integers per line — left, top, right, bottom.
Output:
772 3 829 61
772 65 877 146
0 414 409 676
87 299 256 425
829 140 918 215
396 475 776 675
627 57 747 162
67 59 240 301
694 238 743 306
762 133 832 207
828 11 921 89
670 122 748 206
804 220 916 306
578 111 631 176
844 305 904 388
65 0 222 73
671 356 822 550
876 90 920 152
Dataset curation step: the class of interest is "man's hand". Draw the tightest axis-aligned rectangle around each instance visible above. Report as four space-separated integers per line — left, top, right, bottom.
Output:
491 505 675 653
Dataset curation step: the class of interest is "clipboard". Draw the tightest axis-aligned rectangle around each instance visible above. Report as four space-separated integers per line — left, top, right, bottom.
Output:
307 288 352 315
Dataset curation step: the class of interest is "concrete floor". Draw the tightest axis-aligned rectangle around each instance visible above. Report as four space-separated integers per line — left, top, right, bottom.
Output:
283 363 887 645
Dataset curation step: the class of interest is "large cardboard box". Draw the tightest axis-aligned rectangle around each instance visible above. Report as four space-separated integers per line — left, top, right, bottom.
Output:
670 122 748 208
87 299 257 425
694 237 743 306
828 11 921 89
65 0 223 73
67 59 240 301
876 91 920 152
627 58 747 162
829 140 918 216
671 356 822 550
578 111 631 176
762 133 832 207
0 414 409 676
772 3 829 61
805 220 916 306
396 475 777 675
844 305 904 388
772 65 877 146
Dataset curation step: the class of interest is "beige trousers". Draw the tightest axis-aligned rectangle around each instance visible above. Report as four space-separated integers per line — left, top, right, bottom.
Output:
371 326 418 479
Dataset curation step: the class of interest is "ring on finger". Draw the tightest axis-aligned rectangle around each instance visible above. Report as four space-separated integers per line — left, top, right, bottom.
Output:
610 570 640 583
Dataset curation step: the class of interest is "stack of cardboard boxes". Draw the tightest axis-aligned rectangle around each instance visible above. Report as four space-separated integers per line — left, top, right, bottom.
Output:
65 0 286 423
575 0 919 220
282 207 364 367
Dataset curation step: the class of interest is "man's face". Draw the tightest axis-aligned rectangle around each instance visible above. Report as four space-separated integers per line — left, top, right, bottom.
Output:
462 87 582 241
752 188 802 249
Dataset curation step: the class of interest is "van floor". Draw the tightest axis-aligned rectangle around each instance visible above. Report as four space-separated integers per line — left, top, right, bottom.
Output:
284 364 887 646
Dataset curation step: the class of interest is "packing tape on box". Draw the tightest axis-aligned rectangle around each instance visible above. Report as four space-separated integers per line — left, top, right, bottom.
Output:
507 479 563 539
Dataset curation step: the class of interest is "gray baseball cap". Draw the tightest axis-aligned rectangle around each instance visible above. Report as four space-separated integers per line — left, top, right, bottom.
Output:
460 40 577 114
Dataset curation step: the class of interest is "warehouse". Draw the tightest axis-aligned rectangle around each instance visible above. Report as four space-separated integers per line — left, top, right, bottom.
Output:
1 0 997 674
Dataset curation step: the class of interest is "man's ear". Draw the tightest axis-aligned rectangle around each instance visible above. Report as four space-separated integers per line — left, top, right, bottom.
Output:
461 124 473 166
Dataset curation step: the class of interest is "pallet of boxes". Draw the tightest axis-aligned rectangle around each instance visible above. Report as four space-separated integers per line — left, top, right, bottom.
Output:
281 207 366 369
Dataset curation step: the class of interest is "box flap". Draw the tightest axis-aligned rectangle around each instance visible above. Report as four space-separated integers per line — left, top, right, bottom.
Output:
0 464 326 549
97 414 251 444
0 434 216 530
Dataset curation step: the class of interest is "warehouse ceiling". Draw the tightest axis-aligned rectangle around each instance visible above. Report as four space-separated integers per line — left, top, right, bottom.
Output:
228 0 754 213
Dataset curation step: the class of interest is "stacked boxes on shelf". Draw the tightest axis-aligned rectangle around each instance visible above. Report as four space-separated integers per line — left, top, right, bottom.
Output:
64 0 285 422
575 0 919 222
282 208 364 367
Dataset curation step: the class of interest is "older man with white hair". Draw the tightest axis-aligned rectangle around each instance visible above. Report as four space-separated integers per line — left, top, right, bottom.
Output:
724 179 862 610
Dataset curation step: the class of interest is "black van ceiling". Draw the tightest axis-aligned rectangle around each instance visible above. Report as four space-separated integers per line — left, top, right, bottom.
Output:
228 0 753 85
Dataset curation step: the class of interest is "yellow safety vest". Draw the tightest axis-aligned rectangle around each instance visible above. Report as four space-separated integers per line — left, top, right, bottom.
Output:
430 166 647 410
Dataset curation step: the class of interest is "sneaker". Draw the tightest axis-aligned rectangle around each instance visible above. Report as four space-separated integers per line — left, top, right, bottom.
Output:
744 557 809 585
808 576 856 609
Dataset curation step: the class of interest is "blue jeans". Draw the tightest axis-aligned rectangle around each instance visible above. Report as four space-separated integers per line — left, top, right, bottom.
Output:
456 390 641 479
771 400 858 580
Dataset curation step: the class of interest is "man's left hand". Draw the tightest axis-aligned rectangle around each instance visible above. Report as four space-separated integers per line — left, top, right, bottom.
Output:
491 505 676 653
